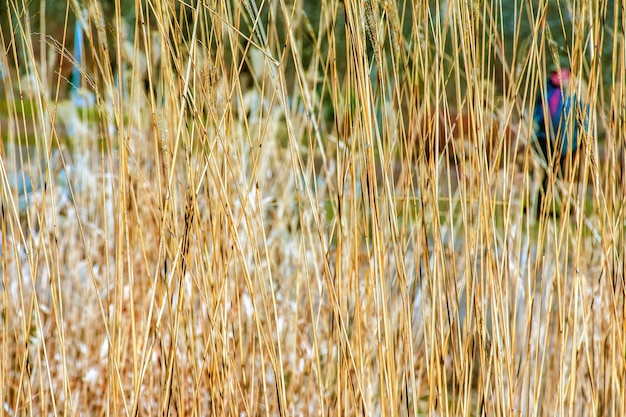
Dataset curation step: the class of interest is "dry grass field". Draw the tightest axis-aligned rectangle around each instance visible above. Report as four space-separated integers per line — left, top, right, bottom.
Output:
1 0 625 415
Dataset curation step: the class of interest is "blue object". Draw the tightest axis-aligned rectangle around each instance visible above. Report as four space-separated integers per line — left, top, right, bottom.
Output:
71 16 84 101
533 70 587 158
71 13 95 109
533 69 588 216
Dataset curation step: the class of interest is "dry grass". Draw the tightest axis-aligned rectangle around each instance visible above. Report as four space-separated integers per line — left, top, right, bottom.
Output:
1 0 625 415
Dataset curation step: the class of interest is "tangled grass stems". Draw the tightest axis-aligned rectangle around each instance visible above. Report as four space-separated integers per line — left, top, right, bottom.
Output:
0 0 624 415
